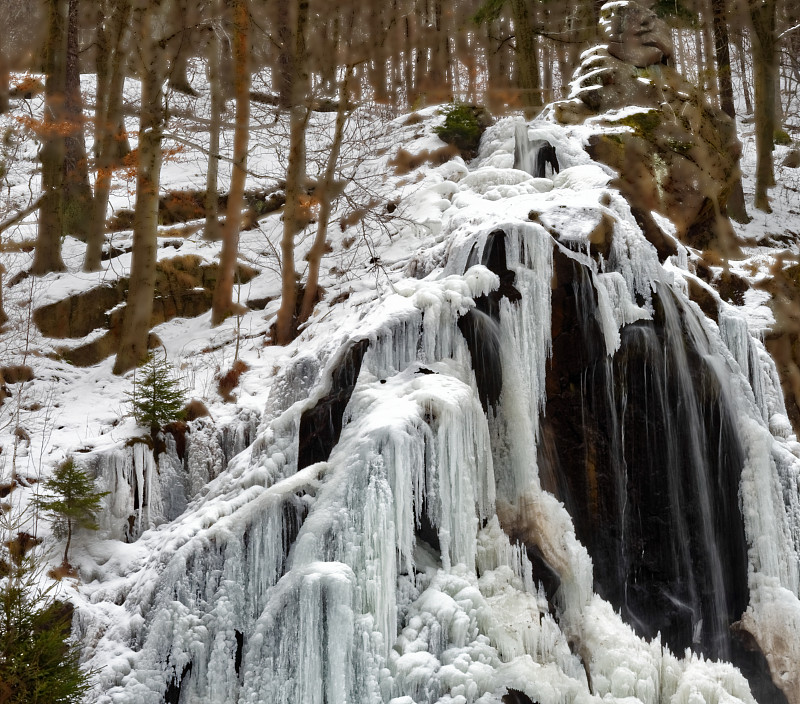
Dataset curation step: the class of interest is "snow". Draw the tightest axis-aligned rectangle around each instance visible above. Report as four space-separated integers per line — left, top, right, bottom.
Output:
2 66 800 704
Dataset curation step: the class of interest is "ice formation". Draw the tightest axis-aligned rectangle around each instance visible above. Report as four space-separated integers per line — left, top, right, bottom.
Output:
79 116 800 704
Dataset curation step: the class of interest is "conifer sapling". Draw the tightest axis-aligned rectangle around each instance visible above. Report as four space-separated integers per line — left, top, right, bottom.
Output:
33 457 109 566
127 351 187 434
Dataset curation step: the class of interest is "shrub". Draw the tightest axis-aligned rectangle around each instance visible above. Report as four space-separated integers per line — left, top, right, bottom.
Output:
774 128 792 146
433 103 489 156
127 351 187 433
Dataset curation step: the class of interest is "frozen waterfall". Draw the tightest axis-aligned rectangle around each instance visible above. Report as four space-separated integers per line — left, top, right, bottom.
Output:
81 118 800 704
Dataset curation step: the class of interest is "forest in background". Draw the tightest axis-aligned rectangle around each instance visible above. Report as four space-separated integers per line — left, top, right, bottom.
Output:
1 0 799 375
1 1 800 702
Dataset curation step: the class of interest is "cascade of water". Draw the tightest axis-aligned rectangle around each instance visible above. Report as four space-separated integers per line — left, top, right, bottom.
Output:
513 124 559 178
543 255 751 661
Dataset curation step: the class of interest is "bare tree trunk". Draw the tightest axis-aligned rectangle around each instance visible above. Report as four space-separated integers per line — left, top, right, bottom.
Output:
694 21 707 90
731 25 753 114
113 1 166 374
274 0 309 345
404 12 416 104
0 265 7 328
509 0 542 116
299 66 353 324
85 0 131 271
749 0 778 211
368 4 389 102
204 0 224 242
274 0 293 107
32 0 68 276
711 0 749 222
0 53 8 114
62 0 93 238
702 0 720 104
676 29 687 76
542 42 553 103
211 0 249 325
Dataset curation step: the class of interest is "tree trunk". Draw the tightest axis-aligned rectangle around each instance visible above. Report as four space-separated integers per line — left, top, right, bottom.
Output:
711 0 749 222
204 0 224 242
0 265 7 328
274 0 293 107
299 67 353 324
33 0 68 276
62 0 93 239
509 0 542 116
113 2 166 375
749 0 778 211
63 520 72 565
274 0 310 345
731 25 753 114
211 0 249 325
694 20 706 90
702 0 720 104
85 0 131 271
0 52 8 114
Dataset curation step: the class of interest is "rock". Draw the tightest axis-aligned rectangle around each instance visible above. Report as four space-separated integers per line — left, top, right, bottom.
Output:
553 0 742 257
36 255 259 365
782 149 800 168
600 0 673 67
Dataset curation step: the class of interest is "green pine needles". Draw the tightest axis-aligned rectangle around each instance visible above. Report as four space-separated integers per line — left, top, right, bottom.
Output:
0 581 90 704
33 457 109 566
433 103 487 157
127 351 187 433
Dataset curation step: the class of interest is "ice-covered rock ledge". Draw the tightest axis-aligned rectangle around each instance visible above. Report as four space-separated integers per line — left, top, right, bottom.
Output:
77 112 800 704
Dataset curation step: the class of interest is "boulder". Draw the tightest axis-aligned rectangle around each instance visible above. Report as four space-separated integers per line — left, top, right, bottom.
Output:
554 0 742 256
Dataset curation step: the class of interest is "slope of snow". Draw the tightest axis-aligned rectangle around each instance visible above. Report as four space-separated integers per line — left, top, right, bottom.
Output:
1 68 799 704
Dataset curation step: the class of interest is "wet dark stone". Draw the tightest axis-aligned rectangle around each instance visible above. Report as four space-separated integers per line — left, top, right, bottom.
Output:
526 543 561 606
164 662 191 704
459 231 520 411
234 630 244 676
502 689 538 704
297 338 370 470
540 250 775 695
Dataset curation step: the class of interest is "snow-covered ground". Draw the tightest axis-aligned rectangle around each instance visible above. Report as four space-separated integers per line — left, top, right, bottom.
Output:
1 63 800 704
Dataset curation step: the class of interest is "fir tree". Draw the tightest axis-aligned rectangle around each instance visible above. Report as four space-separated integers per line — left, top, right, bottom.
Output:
33 457 109 566
0 514 90 702
127 350 187 433
0 579 89 704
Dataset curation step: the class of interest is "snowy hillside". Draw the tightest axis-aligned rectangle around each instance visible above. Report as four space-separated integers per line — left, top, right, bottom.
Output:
1 64 800 703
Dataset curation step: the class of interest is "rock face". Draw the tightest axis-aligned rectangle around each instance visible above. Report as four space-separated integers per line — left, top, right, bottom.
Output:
32 255 258 366
554 0 741 255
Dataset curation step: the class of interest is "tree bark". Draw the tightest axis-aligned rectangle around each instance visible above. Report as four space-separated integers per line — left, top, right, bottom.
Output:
702 0 720 104
0 52 8 114
509 0 542 116
85 0 131 271
731 25 753 114
749 0 778 211
299 66 352 324
113 1 166 375
211 0 249 325
33 0 68 276
62 0 93 238
204 0 224 242
0 265 7 329
711 0 749 222
274 0 310 345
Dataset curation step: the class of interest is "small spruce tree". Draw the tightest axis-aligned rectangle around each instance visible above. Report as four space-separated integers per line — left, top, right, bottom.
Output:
0 577 90 704
33 457 109 566
1 497 90 702
127 351 187 434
